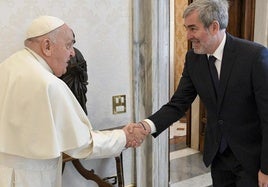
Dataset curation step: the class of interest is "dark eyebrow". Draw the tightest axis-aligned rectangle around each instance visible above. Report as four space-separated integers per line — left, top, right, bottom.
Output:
184 24 198 29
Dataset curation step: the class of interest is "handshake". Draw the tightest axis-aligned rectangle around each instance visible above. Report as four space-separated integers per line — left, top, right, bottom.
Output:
123 121 151 148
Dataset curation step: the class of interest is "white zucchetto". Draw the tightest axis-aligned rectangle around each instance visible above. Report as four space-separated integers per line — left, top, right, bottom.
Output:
26 15 64 39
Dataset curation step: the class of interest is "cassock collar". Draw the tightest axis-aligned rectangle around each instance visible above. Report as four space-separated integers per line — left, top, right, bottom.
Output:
25 47 53 74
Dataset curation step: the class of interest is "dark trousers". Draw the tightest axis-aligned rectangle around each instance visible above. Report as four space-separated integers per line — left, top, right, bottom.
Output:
211 147 258 187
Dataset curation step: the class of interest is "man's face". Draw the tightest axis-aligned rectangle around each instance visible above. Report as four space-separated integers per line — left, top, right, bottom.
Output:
50 25 75 77
184 10 215 54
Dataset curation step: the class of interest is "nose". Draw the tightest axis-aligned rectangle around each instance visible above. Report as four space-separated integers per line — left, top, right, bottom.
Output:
70 47 75 57
186 31 193 40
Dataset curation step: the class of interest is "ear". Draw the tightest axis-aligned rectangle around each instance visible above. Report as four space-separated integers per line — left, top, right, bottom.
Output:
41 39 53 56
210 21 220 34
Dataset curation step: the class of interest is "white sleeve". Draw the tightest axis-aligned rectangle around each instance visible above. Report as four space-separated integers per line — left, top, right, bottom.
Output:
64 129 126 159
144 119 157 133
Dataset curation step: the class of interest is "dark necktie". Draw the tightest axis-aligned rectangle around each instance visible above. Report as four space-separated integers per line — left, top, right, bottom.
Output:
208 55 227 153
208 55 219 94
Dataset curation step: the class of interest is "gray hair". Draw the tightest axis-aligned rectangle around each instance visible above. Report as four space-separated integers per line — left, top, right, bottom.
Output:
24 27 61 45
44 28 61 43
183 0 229 30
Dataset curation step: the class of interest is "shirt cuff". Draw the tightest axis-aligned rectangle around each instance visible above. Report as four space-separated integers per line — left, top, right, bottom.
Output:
144 119 156 134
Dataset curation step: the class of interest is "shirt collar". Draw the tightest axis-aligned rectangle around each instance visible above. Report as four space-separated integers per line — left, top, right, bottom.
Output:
208 32 226 61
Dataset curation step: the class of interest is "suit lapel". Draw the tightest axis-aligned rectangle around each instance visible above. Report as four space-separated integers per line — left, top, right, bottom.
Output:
198 54 218 103
217 34 236 111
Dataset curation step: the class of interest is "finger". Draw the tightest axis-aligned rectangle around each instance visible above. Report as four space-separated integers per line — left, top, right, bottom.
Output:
137 128 147 135
128 124 135 133
133 140 139 148
125 141 131 148
123 123 135 134
133 123 143 129
135 133 145 141
135 139 144 147
126 138 134 148
134 127 147 136
135 135 145 145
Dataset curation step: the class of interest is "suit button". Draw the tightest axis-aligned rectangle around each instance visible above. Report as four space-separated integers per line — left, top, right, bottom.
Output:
218 120 224 125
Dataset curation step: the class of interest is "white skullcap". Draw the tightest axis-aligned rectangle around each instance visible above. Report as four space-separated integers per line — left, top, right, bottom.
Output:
26 15 64 39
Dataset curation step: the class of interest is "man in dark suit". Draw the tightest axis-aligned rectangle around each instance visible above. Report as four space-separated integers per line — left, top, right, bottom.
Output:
134 0 268 186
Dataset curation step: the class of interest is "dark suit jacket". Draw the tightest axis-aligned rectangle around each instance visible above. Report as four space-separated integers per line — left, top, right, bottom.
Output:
149 33 268 175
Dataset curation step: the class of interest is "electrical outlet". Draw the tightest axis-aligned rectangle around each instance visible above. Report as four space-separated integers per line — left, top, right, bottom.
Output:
112 95 126 114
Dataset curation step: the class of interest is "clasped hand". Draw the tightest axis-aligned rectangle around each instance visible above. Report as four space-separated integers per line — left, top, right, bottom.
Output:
123 122 151 148
258 170 268 187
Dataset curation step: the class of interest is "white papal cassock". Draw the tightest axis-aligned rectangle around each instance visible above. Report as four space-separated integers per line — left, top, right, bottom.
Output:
0 48 126 187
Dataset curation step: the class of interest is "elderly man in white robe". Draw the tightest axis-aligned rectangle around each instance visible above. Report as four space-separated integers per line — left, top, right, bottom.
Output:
0 16 149 187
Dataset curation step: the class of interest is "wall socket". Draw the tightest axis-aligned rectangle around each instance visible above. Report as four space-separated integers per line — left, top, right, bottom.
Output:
112 95 126 114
